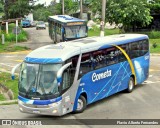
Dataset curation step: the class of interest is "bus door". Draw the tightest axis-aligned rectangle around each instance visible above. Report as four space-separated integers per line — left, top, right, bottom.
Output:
57 56 78 113
55 23 62 43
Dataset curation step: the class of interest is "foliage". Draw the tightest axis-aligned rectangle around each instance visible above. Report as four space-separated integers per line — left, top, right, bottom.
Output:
0 2 3 12
33 6 52 21
106 0 152 31
148 0 160 14
0 72 18 100
150 38 160 53
0 94 5 101
0 23 29 52
135 30 160 39
88 27 120 37
0 23 28 42
54 0 79 15
3 0 31 19
33 0 79 21
88 0 152 32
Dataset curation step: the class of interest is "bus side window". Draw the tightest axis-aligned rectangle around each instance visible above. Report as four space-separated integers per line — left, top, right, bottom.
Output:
105 47 119 66
118 44 128 62
130 42 140 59
139 40 149 56
79 53 92 77
93 50 105 69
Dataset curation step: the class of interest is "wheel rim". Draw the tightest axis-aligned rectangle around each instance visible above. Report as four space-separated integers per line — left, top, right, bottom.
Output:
129 79 134 90
77 99 84 111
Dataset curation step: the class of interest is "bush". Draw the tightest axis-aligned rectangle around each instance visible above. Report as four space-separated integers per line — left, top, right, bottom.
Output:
140 31 160 39
0 23 28 42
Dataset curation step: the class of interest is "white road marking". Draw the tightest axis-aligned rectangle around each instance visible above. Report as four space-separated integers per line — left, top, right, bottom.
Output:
3 56 15 58
143 80 160 84
149 75 153 78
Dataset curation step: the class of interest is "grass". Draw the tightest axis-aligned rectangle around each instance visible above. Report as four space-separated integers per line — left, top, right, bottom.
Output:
88 27 120 37
149 39 160 53
0 43 29 53
0 72 18 100
88 27 160 53
0 94 6 101
0 23 29 53
0 101 18 105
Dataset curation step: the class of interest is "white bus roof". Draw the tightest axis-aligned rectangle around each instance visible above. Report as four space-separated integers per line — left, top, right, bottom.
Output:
25 34 148 63
48 15 85 23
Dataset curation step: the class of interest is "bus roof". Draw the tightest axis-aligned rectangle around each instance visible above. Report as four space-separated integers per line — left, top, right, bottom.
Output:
48 15 85 23
25 34 148 64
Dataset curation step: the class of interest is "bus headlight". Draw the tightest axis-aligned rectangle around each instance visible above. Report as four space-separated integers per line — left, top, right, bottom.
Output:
52 109 58 113
49 103 57 107
49 101 61 107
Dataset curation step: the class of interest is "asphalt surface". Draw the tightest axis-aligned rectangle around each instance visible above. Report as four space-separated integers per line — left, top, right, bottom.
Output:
17 27 53 50
0 27 160 127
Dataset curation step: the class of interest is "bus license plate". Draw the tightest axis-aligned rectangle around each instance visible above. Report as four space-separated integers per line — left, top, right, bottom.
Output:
33 110 40 114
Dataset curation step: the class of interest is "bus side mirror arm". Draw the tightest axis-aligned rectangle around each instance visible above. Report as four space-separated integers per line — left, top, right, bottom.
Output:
11 63 22 80
57 62 72 83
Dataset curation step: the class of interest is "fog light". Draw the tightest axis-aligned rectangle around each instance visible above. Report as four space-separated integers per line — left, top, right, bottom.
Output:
19 107 23 111
52 109 57 113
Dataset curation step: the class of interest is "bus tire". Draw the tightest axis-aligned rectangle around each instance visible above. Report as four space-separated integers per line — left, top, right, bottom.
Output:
75 95 87 113
127 77 135 93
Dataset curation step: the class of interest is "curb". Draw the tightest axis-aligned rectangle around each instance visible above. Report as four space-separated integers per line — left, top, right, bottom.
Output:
0 50 32 55
150 54 160 56
0 99 18 105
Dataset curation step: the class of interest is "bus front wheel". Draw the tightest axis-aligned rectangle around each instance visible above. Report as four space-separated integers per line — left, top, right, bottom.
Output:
75 95 87 113
127 77 135 93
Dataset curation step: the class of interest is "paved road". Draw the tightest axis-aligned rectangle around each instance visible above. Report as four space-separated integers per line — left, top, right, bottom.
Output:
17 27 53 50
0 27 53 72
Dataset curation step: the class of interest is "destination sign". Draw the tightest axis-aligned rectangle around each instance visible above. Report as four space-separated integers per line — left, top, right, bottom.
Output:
67 22 84 26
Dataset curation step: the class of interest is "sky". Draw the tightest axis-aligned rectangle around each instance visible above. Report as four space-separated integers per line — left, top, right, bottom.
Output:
34 0 60 6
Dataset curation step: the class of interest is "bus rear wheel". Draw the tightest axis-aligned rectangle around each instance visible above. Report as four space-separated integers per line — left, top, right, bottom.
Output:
127 77 135 93
75 95 86 113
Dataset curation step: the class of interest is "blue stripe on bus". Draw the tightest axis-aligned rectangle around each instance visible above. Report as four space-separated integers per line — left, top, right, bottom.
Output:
25 57 63 64
18 95 62 105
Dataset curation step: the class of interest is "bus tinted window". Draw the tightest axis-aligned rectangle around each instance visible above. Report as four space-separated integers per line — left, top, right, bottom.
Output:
80 53 92 76
105 47 119 66
118 44 128 62
93 50 105 69
129 39 149 59
139 40 149 56
130 42 140 59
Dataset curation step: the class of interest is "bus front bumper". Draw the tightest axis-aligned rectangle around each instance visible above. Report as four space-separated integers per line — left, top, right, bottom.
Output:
18 99 63 116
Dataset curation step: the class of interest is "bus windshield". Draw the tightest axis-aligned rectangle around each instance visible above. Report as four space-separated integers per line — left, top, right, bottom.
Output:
65 26 86 38
19 62 62 99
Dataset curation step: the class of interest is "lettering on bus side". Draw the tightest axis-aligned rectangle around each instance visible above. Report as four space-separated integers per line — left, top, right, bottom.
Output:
92 69 112 82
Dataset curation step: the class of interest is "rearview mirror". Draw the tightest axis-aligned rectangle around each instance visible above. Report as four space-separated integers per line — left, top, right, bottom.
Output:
57 62 72 83
11 63 22 80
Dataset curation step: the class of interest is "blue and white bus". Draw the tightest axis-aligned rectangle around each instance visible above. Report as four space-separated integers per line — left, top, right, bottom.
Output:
48 15 88 43
12 34 150 116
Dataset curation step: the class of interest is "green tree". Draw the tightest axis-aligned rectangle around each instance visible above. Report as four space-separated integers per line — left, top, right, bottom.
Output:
0 3 3 12
2 0 31 19
33 6 52 21
148 0 160 14
54 0 79 15
89 0 152 32
106 0 152 31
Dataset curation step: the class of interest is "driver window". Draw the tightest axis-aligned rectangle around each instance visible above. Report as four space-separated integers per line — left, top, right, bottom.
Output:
62 65 75 92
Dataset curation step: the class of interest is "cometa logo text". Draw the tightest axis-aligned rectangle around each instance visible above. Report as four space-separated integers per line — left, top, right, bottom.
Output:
92 70 112 82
